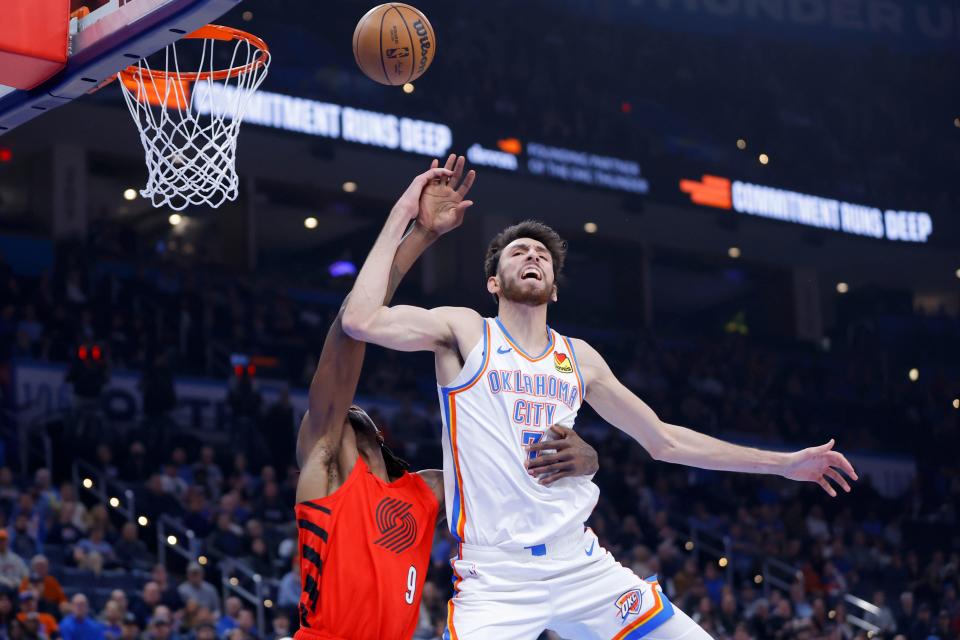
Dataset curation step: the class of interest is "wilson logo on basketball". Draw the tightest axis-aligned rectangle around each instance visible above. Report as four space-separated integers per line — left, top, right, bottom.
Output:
373 498 418 554
413 20 431 73
554 352 574 374
615 589 643 621
385 48 410 59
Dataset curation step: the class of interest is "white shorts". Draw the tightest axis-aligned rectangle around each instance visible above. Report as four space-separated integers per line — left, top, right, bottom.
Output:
441 528 706 640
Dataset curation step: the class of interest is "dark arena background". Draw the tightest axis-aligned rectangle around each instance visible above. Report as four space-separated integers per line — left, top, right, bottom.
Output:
0 1 959 639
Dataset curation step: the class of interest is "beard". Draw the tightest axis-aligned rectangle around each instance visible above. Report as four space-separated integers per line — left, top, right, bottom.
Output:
499 275 553 306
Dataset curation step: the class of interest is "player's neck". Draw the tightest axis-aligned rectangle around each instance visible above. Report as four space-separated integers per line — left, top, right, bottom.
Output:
358 441 390 482
497 302 550 353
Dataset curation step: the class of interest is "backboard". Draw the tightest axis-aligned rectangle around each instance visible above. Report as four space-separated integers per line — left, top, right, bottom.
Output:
0 0 241 133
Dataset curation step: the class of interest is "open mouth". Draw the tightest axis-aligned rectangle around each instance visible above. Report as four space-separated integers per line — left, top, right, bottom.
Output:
521 266 543 281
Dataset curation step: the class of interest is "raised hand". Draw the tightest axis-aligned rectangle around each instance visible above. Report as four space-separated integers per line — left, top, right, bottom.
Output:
781 439 858 497
525 425 599 486
417 154 476 236
390 166 456 222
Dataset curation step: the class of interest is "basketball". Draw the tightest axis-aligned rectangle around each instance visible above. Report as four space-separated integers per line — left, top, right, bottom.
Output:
352 3 436 86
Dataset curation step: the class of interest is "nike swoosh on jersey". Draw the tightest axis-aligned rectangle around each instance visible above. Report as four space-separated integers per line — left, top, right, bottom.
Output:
497 346 513 354
585 540 596 556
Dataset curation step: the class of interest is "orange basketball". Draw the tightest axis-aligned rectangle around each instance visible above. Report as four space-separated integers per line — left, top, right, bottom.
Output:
352 3 436 86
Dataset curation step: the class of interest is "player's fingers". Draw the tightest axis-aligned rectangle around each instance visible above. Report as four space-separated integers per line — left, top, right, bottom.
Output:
526 438 566 453
814 438 835 453
443 153 456 172
540 467 576 485
451 154 465 184
430 158 439 169
549 425 574 439
825 468 851 493
419 167 453 182
533 463 574 483
829 453 858 480
455 200 474 214
457 169 477 197
817 476 837 497
527 452 573 471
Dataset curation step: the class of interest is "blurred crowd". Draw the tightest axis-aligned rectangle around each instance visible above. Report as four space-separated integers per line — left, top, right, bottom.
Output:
0 239 957 640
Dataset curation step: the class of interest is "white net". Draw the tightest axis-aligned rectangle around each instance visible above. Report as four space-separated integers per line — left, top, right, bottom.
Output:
118 27 270 211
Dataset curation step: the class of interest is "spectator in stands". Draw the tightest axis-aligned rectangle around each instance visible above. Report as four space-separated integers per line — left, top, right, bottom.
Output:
182 489 213 540
193 623 216 640
215 598 241 638
194 447 223 501
17 591 58 638
32 470 59 518
253 482 285 528
149 565 182 611
20 555 66 616
0 530 29 591
275 557 299 612
121 442 151 485
267 614 289 640
113 523 151 571
46 502 84 547
145 610 177 640
73 526 115 573
0 468 19 512
137 475 182 524
99 601 122 640
243 539 273 579
11 496 43 551
159 464 187 502
177 564 219 617
0 591 17 636
61 594 106 640
208 515 243 559
58 484 88 532
107 592 128 622
9 516 40 561
93 446 119 481
234 611 257 640
170 449 192 485
130 582 161 628
119 614 140 640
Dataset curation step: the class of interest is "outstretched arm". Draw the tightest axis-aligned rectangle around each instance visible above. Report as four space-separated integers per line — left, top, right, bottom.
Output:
574 339 858 496
296 222 443 467
342 155 477 353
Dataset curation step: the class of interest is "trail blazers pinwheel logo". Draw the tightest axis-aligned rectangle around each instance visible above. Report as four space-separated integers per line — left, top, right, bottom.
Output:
373 498 418 554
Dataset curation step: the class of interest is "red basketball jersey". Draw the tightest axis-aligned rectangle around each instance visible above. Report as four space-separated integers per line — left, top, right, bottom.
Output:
294 456 439 640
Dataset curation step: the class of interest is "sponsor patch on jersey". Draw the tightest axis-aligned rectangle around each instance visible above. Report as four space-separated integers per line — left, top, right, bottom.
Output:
615 589 643 622
554 352 573 374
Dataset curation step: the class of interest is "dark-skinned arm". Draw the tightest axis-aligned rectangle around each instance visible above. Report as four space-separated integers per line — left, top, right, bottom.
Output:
295 222 439 467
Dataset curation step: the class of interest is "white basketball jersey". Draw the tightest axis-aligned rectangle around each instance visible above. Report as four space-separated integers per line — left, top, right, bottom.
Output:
437 317 599 549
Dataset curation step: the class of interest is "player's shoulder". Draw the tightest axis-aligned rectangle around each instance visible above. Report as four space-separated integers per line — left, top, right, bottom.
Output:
431 306 483 324
566 336 602 361
414 469 444 505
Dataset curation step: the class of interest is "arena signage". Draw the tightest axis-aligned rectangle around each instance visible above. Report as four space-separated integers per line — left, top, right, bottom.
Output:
194 84 453 157
680 174 933 243
193 85 650 196
526 142 651 194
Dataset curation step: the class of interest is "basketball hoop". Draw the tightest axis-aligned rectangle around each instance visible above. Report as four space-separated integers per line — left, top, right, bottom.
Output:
118 25 269 210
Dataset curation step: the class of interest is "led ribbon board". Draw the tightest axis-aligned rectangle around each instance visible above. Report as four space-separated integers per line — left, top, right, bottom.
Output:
681 175 932 243
193 85 650 195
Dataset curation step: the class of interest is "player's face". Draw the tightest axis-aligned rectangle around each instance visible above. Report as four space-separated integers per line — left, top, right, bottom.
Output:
491 238 557 306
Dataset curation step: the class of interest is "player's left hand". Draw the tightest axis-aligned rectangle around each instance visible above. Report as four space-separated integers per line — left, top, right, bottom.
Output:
525 425 599 486
417 154 476 236
781 439 858 497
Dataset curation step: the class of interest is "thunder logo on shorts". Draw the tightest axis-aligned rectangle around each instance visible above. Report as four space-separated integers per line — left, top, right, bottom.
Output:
615 589 643 621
